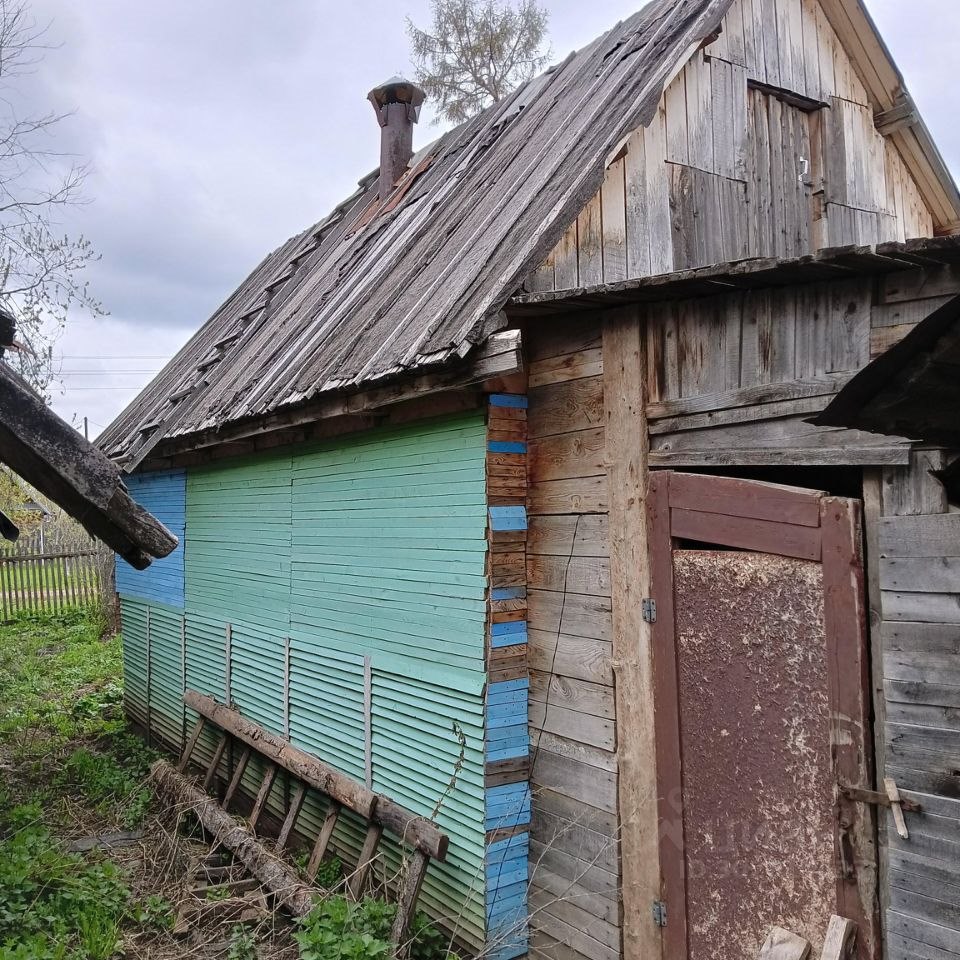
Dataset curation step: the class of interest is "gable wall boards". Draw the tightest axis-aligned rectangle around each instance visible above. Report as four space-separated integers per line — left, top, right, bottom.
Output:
870 452 960 960
117 412 504 951
526 0 935 294
524 319 621 960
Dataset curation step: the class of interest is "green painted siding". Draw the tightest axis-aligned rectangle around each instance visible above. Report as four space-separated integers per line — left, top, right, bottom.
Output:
174 412 489 948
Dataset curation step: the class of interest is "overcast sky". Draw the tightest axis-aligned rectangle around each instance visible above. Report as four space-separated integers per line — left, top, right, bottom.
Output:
18 0 960 435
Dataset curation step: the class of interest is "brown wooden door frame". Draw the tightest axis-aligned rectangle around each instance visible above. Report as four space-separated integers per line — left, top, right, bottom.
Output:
647 471 879 960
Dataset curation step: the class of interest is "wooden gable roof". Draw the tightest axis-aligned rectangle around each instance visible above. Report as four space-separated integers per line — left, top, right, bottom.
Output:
99 0 959 468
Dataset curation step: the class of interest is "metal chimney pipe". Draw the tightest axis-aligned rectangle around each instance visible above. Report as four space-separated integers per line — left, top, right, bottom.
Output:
367 76 426 202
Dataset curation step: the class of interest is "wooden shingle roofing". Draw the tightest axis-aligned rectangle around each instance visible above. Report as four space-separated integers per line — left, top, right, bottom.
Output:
100 0 960 468
99 0 732 467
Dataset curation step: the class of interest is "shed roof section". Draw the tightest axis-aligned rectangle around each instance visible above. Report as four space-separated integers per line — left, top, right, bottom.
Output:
99 0 732 467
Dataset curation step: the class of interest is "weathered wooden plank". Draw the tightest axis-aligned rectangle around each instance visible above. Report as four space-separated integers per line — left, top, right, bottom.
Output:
576 193 603 288
529 700 615 751
530 886 621 951
601 158 627 283
528 631 614 686
530 729 617 774
527 514 609 558
553 222 579 290
648 394 830 436
530 671 616 718
528 377 604 439
882 450 950 517
624 129 651 279
879 515 960 559
527 590 612 643
650 446 911 467
528 428 605 483
880 555 960 594
665 69 689 165
528 554 611 596
646 373 851 419
527 348 604 389
886 911 960 958
668 471 823 525
527 476 608 515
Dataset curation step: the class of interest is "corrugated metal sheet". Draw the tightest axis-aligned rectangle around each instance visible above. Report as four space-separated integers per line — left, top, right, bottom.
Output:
99 0 731 469
116 470 186 604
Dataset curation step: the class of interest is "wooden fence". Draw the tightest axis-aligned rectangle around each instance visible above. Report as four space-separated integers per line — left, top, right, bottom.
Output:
1 528 112 621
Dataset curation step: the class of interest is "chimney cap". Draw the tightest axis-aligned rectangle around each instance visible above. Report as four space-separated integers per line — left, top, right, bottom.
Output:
367 75 426 112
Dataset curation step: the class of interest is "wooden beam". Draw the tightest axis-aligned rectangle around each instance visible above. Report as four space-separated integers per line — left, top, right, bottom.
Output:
0 363 177 567
602 307 661 960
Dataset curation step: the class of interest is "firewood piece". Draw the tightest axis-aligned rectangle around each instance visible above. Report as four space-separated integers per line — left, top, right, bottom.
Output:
819 916 857 960
189 877 260 899
249 762 277 833
348 822 384 900
276 782 306 852
203 733 229 792
884 777 909 839
178 717 205 772
152 760 319 917
758 926 812 960
390 850 430 958
223 746 251 809
307 801 341 880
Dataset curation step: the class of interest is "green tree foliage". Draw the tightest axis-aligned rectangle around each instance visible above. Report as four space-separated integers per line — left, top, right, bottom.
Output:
407 0 549 124
0 0 103 394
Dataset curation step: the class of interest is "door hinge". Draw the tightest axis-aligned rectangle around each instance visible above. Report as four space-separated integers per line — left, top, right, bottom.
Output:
642 598 657 623
652 900 667 927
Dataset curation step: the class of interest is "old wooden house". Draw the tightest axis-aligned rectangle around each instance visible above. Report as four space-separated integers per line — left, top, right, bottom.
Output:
99 0 960 958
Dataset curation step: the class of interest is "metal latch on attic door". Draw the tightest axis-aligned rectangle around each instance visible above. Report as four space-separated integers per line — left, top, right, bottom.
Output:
642 598 657 623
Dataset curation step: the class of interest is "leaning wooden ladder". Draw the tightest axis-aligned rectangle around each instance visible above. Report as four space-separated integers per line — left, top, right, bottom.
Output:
156 690 449 954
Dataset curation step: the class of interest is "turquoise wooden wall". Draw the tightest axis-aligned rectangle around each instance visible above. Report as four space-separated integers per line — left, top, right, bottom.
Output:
118 412 490 949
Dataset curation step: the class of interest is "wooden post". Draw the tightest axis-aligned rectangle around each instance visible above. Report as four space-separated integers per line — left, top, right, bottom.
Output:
277 782 306 852
390 850 430 958
602 308 661 960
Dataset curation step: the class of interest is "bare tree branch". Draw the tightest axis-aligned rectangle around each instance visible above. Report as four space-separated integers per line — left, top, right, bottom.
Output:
0 0 103 397
407 0 550 125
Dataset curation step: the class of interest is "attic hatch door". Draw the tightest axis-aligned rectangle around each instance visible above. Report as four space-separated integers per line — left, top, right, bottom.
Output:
647 472 878 960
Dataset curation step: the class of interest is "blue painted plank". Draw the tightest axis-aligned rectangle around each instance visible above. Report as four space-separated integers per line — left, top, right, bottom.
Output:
116 470 186 607
490 630 528 649
485 832 529 861
486 878 528 904
486 938 528 960
487 441 527 454
485 722 528 742
491 586 526 601
489 394 528 409
489 506 527 531
485 743 528 763
485 854 528 882
491 621 527 637
488 678 529 695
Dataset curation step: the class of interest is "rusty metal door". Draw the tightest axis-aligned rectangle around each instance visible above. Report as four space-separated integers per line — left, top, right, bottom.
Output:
647 472 879 960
